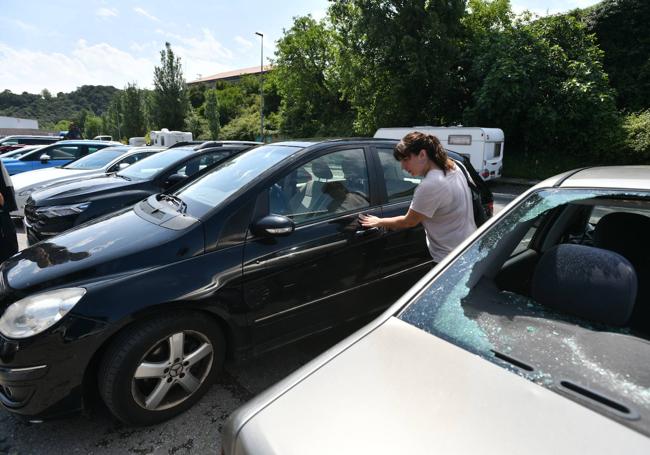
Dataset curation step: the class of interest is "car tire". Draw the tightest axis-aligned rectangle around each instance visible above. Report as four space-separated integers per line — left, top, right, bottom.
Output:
98 313 225 425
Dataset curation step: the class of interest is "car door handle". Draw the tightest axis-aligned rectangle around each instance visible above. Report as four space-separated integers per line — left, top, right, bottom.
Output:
354 227 381 238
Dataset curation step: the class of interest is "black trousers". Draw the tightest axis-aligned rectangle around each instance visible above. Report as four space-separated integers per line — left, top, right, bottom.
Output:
0 211 18 263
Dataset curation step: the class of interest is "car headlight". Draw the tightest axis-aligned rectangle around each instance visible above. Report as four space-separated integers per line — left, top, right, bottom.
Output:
0 288 86 339
36 202 90 218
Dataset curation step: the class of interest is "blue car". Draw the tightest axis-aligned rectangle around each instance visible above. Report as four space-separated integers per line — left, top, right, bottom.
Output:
1 140 122 175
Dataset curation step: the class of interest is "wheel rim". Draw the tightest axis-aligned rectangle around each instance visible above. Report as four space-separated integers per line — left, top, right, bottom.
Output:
131 330 214 411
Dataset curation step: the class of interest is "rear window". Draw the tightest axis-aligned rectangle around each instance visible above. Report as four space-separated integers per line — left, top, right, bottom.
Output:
399 188 650 436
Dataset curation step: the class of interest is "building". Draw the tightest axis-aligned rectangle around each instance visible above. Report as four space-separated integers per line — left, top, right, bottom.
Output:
0 116 56 137
187 65 272 87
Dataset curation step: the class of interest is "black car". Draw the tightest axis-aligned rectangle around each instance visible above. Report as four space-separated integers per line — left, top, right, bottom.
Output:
24 144 253 244
0 139 492 425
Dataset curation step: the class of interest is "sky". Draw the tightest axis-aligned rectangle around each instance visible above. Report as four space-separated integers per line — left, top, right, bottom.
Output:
1 0 602 95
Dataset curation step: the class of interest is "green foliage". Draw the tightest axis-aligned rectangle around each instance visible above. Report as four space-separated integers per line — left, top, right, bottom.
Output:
184 107 206 139
584 0 650 111
220 105 263 141
329 0 466 134
84 115 103 139
273 15 353 137
214 82 247 126
623 110 650 162
54 120 71 132
152 42 188 130
103 94 124 140
464 13 622 164
188 85 206 109
121 83 147 138
0 86 119 127
204 89 220 139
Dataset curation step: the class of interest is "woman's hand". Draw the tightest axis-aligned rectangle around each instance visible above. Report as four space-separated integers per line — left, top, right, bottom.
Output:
0 192 4 207
359 213 382 228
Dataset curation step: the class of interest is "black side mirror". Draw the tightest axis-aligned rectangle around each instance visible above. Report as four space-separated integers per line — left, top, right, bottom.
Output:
40 153 51 163
251 215 295 237
165 173 187 187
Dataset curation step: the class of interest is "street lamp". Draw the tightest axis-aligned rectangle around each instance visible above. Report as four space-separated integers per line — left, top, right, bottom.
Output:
255 31 264 142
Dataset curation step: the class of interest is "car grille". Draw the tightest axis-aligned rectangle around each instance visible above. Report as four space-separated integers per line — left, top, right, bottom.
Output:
24 198 78 239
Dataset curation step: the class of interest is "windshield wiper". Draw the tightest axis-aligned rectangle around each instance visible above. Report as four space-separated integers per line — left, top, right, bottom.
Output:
159 194 187 213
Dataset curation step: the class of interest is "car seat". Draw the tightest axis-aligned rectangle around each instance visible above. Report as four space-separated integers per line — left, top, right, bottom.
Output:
303 161 333 210
593 212 650 334
531 244 637 326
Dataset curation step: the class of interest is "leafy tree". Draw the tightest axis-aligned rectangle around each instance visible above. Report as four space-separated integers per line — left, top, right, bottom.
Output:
84 115 103 139
584 0 650 111
54 120 71 132
184 107 205 139
122 83 147 138
464 13 622 168
329 0 466 133
103 94 124 140
204 89 220 139
220 104 263 141
188 85 206 109
41 89 52 100
214 81 248 126
152 42 188 130
623 110 650 162
273 15 352 137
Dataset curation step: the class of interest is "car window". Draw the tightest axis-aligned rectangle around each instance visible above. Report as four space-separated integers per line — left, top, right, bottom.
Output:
118 149 191 180
64 148 128 169
24 145 80 161
175 144 299 218
269 148 370 224
172 151 231 177
377 147 421 202
398 188 650 435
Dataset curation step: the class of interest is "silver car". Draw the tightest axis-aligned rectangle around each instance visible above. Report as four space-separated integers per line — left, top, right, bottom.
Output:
223 166 650 454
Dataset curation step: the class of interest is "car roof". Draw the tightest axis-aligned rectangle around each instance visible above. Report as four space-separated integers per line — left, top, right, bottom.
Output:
54 139 123 146
533 166 650 191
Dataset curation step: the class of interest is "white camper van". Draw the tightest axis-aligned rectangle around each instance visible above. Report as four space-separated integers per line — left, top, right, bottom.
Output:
150 129 193 147
374 126 504 181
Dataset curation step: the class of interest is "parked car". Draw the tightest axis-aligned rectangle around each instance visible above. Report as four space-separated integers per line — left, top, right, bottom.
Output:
24 144 254 243
11 146 164 217
1 140 122 175
0 145 44 160
0 135 59 153
92 135 113 141
0 139 492 425
223 165 650 455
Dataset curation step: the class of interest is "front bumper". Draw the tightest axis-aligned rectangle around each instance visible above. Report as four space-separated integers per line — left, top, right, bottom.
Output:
0 315 107 419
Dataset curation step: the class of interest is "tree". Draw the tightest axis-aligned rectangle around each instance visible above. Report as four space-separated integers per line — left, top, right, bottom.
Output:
273 15 352 137
122 83 147 138
329 0 467 133
584 0 650 111
204 89 220 139
152 42 188 130
41 88 52 100
84 115 103 139
184 107 205 139
464 13 622 169
103 93 124 140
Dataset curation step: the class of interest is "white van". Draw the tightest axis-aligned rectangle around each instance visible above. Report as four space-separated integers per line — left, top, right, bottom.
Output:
150 129 193 147
374 126 504 181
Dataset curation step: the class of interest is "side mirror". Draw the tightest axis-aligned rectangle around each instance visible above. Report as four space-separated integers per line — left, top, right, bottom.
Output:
164 173 187 187
118 162 130 170
40 154 51 163
252 215 295 237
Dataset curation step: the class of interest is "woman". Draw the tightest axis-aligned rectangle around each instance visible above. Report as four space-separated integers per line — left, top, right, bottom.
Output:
360 131 476 264
0 160 18 262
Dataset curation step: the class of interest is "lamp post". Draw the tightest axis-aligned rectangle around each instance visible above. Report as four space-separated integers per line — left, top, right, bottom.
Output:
255 31 264 142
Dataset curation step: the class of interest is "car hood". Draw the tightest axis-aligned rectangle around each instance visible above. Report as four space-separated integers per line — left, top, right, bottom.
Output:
229 317 649 455
12 167 96 191
0 206 203 298
29 175 140 205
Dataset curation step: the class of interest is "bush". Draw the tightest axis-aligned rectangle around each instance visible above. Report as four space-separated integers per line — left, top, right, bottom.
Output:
623 110 650 163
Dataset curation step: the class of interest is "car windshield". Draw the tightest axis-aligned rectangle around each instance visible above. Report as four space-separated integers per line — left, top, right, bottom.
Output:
117 148 190 180
63 147 129 170
399 188 650 436
175 144 300 218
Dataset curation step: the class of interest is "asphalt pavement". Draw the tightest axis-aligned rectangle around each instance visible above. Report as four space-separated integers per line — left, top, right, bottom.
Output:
2 181 529 455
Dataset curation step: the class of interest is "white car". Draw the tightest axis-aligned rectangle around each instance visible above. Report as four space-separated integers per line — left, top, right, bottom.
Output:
223 166 650 454
11 146 163 217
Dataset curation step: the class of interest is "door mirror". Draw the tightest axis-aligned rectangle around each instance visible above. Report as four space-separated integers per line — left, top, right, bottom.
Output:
40 153 51 163
164 173 187 187
118 162 131 170
252 214 295 237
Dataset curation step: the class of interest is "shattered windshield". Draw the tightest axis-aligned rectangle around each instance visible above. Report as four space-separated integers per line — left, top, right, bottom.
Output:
399 188 650 436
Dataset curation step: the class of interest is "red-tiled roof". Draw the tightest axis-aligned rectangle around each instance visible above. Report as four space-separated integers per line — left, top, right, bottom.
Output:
188 65 272 84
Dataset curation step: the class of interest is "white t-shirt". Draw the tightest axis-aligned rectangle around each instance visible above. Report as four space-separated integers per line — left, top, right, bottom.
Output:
409 165 476 262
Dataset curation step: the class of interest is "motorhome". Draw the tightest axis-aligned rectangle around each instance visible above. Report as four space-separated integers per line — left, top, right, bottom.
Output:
149 129 193 147
374 126 504 181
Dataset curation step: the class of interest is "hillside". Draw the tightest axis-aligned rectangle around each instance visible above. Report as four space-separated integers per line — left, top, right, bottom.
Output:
0 85 120 128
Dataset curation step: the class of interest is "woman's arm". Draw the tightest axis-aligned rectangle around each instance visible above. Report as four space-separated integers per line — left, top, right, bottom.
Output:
359 208 426 230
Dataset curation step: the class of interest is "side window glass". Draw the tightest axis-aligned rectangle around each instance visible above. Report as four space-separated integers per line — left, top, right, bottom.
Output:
48 146 81 159
269 148 370 224
86 146 101 155
377 148 421 202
